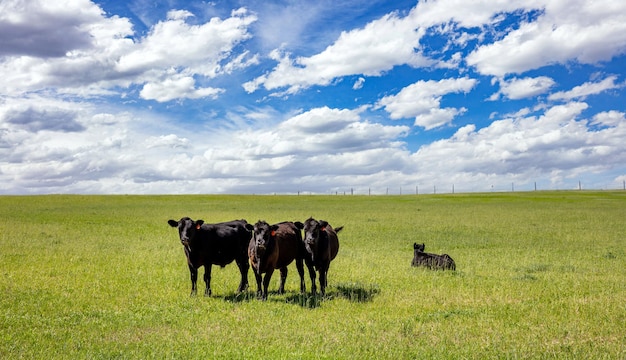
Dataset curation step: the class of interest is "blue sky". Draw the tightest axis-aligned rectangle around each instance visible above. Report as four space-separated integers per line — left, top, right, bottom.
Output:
1 0 625 194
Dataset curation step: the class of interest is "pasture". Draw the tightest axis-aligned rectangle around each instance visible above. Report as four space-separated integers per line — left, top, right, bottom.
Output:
1 192 625 359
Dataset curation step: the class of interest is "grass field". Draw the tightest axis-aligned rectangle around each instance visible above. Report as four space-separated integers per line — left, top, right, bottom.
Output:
1 192 625 359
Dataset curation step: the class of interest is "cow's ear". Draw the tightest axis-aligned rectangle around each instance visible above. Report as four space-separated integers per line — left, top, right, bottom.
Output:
319 220 329 231
168 220 178 227
294 221 304 230
270 224 279 237
195 220 204 229
414 243 418 249
245 223 254 231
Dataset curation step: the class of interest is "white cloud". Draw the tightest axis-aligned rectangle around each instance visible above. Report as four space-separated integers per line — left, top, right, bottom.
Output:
0 0 134 96
377 77 477 129
591 110 625 128
1 103 85 133
244 8 433 94
145 134 190 149
412 0 542 28
0 0 104 58
242 0 556 95
467 0 626 76
353 77 365 90
549 76 622 101
116 8 256 78
1 97 625 194
206 107 409 161
491 76 556 100
0 3 256 101
139 76 224 102
410 102 626 188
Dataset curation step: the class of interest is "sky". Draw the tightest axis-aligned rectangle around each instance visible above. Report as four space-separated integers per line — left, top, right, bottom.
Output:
1 0 625 195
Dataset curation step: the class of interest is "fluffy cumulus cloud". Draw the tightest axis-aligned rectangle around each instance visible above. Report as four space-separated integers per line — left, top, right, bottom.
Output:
243 8 433 94
412 102 626 188
0 1 257 99
466 0 626 76
490 76 556 100
549 76 623 101
377 78 477 129
201 107 411 192
140 76 224 102
0 0 103 58
116 8 257 79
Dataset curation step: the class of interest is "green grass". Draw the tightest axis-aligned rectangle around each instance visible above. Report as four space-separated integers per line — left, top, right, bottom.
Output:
1 192 625 359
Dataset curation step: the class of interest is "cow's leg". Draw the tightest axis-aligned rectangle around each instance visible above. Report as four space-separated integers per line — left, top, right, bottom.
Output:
278 267 288 294
295 258 306 293
305 260 317 294
319 264 330 296
235 258 249 293
203 265 212 297
262 268 274 301
254 270 263 298
189 265 198 296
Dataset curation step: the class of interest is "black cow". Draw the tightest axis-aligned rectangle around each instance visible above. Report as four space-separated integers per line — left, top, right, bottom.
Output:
168 217 250 296
246 220 307 300
412 243 456 270
302 217 343 296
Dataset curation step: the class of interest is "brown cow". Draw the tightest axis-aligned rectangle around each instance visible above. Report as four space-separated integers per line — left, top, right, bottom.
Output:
302 217 343 296
246 220 307 300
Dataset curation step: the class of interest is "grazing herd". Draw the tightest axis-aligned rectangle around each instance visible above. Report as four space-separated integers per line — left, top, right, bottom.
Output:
168 216 454 299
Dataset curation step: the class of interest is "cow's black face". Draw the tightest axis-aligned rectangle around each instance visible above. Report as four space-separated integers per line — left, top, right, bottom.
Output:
168 217 203 253
251 221 277 256
303 218 321 258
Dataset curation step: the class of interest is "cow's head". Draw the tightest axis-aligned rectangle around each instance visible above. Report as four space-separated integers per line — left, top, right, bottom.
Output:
303 217 328 260
168 217 204 253
413 243 425 252
247 220 278 258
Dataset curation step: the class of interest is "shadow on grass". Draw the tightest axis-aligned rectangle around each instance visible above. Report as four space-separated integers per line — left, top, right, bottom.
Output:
221 282 381 307
334 282 380 302
281 282 380 308
283 293 324 309
222 291 257 303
